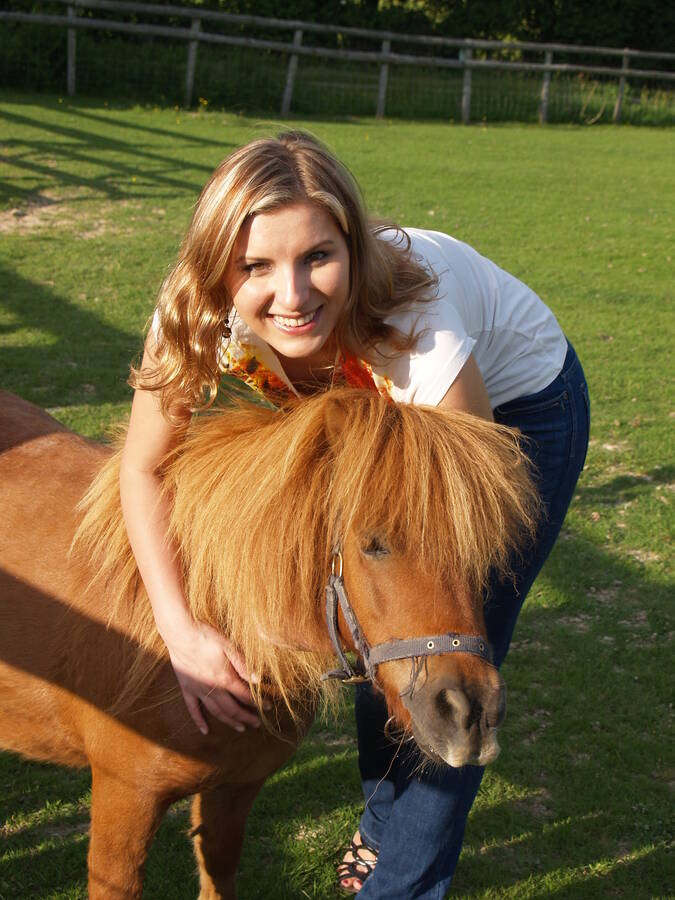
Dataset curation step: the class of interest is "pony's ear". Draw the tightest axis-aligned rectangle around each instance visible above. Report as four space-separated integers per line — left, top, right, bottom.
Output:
323 397 348 447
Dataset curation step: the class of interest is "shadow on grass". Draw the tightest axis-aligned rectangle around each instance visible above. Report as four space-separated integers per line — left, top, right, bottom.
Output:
66 104 236 150
0 263 138 409
0 100 234 207
574 464 675 505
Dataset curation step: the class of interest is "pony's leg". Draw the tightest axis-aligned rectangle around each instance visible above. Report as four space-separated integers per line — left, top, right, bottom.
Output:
191 780 265 900
87 765 167 899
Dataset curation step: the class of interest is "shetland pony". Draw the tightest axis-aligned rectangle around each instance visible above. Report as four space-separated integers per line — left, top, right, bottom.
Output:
0 389 537 898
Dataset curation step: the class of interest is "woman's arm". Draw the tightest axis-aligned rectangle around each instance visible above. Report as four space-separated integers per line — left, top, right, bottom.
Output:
437 353 493 420
120 341 262 734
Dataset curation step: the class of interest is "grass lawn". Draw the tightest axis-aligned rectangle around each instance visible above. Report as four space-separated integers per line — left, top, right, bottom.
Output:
0 92 673 898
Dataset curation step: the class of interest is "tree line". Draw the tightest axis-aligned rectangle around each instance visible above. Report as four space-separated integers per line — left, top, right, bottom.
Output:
194 0 672 54
8 0 674 54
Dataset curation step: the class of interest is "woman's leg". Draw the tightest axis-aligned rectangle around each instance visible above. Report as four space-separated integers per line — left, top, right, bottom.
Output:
351 345 590 899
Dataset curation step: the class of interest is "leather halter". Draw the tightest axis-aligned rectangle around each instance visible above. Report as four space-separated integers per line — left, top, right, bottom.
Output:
321 548 495 685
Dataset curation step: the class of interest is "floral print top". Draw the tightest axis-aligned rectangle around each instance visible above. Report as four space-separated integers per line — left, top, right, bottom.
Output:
222 316 393 407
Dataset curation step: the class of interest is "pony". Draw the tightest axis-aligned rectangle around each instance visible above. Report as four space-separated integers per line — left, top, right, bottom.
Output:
0 388 538 898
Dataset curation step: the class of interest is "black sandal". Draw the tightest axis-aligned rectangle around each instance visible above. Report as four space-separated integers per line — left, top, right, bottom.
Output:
337 834 378 894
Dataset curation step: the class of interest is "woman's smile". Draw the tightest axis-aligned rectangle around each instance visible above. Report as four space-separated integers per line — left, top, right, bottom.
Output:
270 307 321 331
226 201 350 380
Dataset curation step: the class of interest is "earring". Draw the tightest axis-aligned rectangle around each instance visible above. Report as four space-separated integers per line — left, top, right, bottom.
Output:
222 317 232 339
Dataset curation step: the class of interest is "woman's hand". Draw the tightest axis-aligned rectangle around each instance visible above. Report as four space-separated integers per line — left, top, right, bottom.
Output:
163 617 263 735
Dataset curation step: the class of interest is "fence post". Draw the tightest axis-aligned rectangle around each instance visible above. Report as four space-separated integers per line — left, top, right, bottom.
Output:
538 49 553 123
184 18 201 108
461 47 472 124
376 38 391 118
281 29 302 117
613 50 630 123
67 5 76 96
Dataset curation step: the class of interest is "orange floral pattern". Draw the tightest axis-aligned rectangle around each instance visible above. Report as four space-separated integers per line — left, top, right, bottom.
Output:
339 352 393 399
222 341 393 406
223 342 289 401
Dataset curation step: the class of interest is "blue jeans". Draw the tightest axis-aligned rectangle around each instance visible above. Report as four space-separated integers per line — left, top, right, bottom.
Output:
354 342 590 899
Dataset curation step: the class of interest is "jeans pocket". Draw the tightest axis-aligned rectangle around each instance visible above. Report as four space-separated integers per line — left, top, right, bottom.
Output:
494 389 568 419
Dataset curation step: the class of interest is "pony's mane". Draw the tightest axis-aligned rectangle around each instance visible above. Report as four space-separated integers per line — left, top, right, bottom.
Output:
73 389 539 720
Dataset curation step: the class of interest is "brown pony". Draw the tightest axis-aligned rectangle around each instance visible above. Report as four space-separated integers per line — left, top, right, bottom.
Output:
0 388 537 899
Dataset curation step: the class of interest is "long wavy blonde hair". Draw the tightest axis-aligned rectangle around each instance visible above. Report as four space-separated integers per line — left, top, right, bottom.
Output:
130 131 436 418
74 390 539 721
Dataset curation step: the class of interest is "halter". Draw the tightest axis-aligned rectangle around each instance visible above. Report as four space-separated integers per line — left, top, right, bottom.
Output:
321 547 495 685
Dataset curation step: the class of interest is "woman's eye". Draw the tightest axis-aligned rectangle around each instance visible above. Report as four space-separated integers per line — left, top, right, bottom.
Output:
244 262 266 275
362 536 389 558
306 250 327 264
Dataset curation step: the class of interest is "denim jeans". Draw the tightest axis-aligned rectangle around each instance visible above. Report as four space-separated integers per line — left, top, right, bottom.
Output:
354 342 590 899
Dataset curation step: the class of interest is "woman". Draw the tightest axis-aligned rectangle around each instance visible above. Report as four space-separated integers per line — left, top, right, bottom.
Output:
120 131 589 897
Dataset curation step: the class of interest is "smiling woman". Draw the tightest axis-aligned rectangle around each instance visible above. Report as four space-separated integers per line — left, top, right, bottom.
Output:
119 130 590 898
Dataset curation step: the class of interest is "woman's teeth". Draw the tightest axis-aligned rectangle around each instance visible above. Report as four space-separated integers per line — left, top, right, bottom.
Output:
273 311 317 328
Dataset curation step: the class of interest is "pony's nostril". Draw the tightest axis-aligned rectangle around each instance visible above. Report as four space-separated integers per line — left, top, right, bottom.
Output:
434 684 495 731
434 688 458 724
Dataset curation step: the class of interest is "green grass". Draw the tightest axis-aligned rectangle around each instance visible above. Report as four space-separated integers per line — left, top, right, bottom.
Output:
0 94 673 898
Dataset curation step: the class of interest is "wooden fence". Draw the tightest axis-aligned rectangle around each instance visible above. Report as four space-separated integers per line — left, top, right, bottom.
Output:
3 0 675 123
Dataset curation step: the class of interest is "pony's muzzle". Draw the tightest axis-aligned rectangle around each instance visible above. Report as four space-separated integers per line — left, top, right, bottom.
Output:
402 668 506 768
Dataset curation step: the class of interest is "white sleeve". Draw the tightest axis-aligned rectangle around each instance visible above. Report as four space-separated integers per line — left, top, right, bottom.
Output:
372 238 477 407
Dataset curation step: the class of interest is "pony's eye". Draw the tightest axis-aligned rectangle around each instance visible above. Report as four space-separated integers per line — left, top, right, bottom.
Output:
362 536 389 558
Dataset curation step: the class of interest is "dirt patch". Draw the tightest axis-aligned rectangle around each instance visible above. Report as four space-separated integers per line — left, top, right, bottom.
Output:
515 787 554 820
591 587 620 605
79 219 108 240
309 731 354 748
0 193 63 232
626 549 661 564
558 613 594 632
296 824 321 842
44 820 89 839
509 638 550 652
600 442 629 452
0 190 109 238
617 611 649 630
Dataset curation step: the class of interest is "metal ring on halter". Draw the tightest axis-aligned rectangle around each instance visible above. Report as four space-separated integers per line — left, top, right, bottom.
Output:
331 550 344 578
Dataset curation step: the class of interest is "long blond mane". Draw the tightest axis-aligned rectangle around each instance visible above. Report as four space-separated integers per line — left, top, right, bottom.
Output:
74 390 539 719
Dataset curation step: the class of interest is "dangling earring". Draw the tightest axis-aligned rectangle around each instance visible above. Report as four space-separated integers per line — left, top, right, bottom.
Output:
222 317 232 339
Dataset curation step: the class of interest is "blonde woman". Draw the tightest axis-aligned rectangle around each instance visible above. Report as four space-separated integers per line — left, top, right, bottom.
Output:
120 131 589 897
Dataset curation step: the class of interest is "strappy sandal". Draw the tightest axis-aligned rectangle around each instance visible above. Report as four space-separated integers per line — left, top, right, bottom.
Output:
337 834 378 894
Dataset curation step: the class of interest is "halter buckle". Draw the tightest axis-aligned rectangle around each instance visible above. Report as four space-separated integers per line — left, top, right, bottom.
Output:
331 550 344 578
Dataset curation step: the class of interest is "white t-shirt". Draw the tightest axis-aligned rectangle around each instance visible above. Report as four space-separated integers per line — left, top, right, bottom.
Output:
372 228 568 409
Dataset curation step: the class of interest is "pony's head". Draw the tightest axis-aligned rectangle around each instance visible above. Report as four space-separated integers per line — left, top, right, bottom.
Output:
76 389 538 766
165 389 539 766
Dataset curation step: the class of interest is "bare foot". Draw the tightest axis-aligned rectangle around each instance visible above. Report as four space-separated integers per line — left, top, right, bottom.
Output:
337 830 378 894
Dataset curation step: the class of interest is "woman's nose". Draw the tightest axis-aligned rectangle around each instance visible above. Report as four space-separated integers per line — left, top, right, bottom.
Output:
276 265 308 310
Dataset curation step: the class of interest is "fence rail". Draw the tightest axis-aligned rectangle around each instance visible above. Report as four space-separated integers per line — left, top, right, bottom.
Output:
2 0 674 122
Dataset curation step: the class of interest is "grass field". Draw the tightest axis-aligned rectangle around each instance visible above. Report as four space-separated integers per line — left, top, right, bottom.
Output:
0 93 673 898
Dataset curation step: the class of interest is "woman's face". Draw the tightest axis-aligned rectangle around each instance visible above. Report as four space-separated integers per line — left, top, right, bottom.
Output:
225 201 350 378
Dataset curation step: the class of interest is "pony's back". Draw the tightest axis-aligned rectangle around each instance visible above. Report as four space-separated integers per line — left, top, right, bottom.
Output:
0 392 129 764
